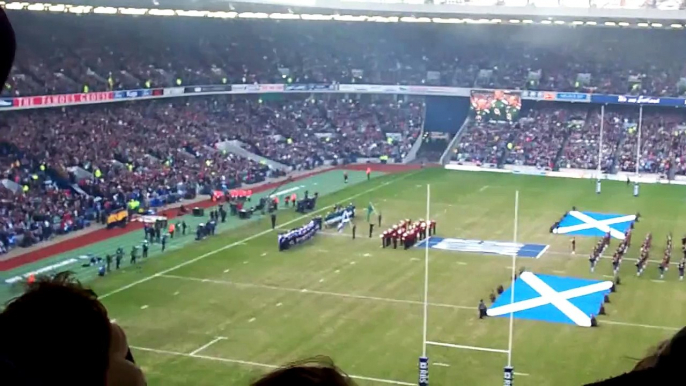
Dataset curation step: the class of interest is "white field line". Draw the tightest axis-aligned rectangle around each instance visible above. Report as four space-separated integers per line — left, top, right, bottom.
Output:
426 341 508 354
601 320 680 331
544 249 682 267
313 234 678 271
131 346 414 386
535 245 550 259
189 337 227 356
100 172 418 299
159 274 474 311
418 243 681 268
160 274 683 332
427 342 532 375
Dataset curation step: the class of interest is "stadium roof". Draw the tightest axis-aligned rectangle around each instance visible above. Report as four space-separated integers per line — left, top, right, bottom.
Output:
5 0 686 25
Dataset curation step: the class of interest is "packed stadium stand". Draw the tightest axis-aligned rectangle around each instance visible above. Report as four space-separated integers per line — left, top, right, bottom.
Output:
3 9 686 256
5 12 686 97
452 103 686 175
0 95 423 254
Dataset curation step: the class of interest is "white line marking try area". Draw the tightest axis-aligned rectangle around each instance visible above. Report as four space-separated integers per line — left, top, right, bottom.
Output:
426 341 509 354
602 320 679 331
100 172 417 300
157 274 681 332
189 337 227 356
131 346 414 386
160 274 474 311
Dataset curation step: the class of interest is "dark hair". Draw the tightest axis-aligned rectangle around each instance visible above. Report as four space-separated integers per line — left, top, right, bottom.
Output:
0 7 15 87
251 356 356 386
585 326 686 385
0 272 111 386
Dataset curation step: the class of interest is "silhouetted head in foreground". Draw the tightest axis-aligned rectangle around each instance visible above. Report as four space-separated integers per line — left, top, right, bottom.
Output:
586 326 686 385
252 356 356 386
0 272 112 385
0 6 16 86
0 272 146 386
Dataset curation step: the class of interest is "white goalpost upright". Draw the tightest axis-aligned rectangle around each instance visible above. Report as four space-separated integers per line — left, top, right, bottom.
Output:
596 105 604 194
418 184 430 386
504 190 519 384
419 188 522 385
634 106 643 197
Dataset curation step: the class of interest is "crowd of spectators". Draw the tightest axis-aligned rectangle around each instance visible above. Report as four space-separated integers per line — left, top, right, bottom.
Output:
557 108 624 171
5 12 686 97
504 106 587 169
0 95 422 254
244 96 422 166
452 102 686 176
615 108 686 175
454 120 512 165
7 9 686 253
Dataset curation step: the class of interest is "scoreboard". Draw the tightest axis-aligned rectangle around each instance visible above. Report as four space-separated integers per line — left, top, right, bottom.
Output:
470 89 522 122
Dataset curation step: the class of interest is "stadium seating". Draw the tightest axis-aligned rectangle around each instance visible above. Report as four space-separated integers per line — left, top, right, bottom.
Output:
453 103 686 176
4 12 686 97
0 95 422 253
4 10 686 253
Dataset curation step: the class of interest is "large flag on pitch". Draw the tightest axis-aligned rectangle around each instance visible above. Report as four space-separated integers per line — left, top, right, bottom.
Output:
366 202 376 222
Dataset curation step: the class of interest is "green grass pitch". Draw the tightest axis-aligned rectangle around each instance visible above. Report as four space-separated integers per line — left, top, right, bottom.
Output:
92 169 686 386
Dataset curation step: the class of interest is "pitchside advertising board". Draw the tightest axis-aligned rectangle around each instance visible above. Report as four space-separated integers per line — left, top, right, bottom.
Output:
5 82 686 111
183 84 232 94
113 89 162 99
12 91 114 108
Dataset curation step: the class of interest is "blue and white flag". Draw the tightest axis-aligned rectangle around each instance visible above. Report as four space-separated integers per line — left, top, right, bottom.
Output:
337 210 351 232
325 205 355 226
278 217 323 251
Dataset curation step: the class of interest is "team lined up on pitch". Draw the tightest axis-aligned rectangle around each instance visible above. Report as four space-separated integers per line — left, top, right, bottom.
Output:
380 219 437 250
583 225 686 280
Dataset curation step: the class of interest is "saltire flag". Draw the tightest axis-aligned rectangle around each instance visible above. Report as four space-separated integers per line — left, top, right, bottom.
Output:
366 202 376 222
338 210 351 232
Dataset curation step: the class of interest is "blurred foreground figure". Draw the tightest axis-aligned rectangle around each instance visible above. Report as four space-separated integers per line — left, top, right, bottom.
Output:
586 326 686 385
252 356 356 386
0 272 146 386
0 6 16 87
